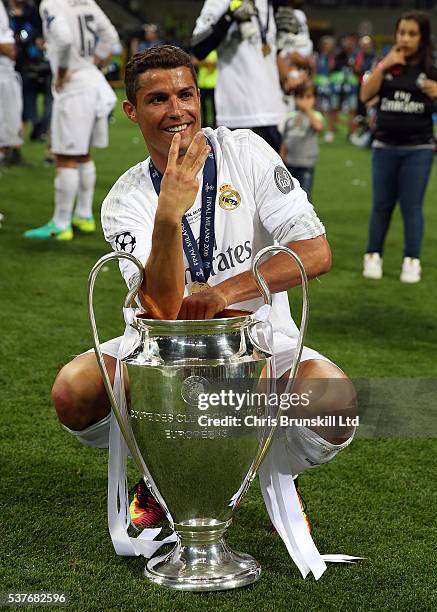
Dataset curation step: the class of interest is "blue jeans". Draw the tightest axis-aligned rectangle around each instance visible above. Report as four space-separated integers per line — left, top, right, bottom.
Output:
367 147 434 258
286 166 315 199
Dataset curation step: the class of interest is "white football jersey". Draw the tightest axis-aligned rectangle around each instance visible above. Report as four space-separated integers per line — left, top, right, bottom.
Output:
192 0 285 128
102 128 325 338
39 0 119 83
0 0 14 72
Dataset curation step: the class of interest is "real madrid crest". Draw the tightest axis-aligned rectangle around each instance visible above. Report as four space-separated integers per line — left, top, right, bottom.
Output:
218 183 241 211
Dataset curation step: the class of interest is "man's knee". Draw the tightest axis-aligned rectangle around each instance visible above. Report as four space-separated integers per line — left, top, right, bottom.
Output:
287 359 357 444
52 353 115 431
280 359 357 474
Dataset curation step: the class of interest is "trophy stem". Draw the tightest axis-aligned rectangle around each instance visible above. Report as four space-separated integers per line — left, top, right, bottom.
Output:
144 519 261 591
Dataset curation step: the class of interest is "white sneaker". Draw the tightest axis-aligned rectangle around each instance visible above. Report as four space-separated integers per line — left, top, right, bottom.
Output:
324 131 335 143
400 257 421 283
363 253 383 279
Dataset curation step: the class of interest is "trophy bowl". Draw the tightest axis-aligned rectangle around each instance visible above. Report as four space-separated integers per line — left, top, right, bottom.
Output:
128 313 271 591
88 247 309 591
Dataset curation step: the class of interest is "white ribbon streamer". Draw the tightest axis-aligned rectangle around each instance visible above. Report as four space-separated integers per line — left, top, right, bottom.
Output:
255 312 361 579
107 308 177 557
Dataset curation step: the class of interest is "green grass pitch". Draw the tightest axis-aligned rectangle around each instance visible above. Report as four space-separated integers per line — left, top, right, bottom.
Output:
0 94 436 611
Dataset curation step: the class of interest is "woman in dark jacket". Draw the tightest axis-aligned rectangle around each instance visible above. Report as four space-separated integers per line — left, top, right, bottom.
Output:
361 11 437 283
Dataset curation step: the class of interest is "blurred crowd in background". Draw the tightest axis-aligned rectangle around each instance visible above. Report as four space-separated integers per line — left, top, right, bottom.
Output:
3 0 436 161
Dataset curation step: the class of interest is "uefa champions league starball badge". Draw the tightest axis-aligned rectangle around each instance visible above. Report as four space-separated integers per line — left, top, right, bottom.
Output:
115 232 136 254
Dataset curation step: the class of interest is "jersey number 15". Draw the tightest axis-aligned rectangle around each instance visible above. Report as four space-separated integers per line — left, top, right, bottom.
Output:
78 14 97 57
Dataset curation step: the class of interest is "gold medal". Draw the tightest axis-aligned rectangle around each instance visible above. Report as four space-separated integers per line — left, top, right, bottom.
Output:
262 43 272 57
189 281 210 295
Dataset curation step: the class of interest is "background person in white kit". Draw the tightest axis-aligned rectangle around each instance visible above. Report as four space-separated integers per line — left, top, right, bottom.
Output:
50 47 357 539
191 0 287 152
0 0 23 167
24 0 120 241
276 0 314 112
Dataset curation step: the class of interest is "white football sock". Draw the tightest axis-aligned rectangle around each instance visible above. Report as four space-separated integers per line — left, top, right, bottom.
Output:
74 160 96 219
53 167 80 229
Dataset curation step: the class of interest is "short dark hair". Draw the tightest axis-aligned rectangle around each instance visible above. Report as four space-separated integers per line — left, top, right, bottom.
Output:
395 11 432 71
295 80 316 98
124 45 198 105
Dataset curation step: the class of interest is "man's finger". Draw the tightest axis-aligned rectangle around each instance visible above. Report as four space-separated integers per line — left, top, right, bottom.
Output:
178 297 198 320
190 298 206 320
166 132 181 169
189 299 203 320
177 305 186 320
190 144 211 176
205 303 217 320
180 131 206 170
177 306 185 320
177 297 190 320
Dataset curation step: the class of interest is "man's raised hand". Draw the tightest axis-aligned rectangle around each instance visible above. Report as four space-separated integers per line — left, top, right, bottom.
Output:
158 132 211 221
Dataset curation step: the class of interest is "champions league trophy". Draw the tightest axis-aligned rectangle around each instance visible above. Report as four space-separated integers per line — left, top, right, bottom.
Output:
87 246 309 591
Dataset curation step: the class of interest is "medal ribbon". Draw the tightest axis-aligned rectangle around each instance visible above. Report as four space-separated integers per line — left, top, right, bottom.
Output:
255 0 271 48
149 137 217 284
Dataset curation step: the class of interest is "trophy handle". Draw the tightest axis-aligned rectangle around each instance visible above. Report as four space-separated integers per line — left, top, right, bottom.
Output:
87 252 148 474
252 245 309 390
248 245 310 475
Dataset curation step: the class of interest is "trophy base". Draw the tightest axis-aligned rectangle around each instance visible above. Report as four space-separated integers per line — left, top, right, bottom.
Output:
144 538 261 592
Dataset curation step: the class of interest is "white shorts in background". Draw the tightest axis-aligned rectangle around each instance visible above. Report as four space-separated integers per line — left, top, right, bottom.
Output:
0 70 23 148
51 86 109 156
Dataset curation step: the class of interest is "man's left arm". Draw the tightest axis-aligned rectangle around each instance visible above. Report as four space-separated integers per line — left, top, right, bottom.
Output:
40 0 73 91
178 235 330 319
93 5 121 66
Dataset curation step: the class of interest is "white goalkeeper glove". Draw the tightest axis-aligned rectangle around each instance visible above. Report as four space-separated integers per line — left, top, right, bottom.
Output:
229 0 258 41
275 6 300 51
229 0 257 22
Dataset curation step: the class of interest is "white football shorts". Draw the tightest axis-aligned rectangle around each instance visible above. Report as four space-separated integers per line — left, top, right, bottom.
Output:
0 70 23 148
63 332 354 473
51 86 109 156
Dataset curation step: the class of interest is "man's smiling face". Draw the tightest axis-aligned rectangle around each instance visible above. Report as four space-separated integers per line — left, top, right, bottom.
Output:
123 66 201 172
